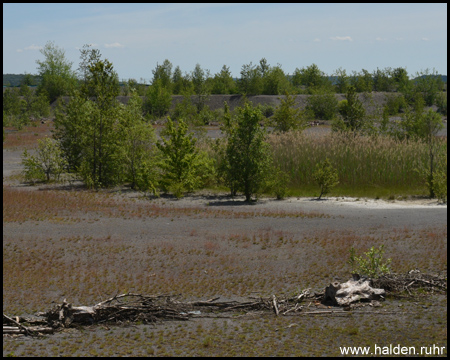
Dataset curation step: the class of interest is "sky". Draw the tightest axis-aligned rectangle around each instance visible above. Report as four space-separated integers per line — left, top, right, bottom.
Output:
3 3 447 83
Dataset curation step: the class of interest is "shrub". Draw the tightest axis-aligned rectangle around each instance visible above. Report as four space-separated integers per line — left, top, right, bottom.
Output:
272 92 308 132
312 158 339 199
157 117 213 198
22 137 68 183
383 93 407 116
305 91 339 120
264 165 290 200
348 245 392 279
436 92 447 116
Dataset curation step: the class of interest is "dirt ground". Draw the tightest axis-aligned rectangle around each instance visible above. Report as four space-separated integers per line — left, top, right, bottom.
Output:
2 121 447 356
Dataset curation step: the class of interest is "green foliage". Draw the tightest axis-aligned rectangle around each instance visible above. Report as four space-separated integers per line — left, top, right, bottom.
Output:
306 90 339 120
348 245 392 279
118 92 159 193
332 86 367 133
238 62 263 95
292 64 332 94
262 65 291 95
144 79 172 119
349 69 373 93
333 67 350 93
191 63 211 112
222 103 272 201
264 165 290 200
383 93 407 116
211 65 238 94
372 67 395 92
272 91 308 132
435 92 447 116
413 68 444 106
312 158 339 199
157 118 212 198
22 137 68 183
36 41 77 102
431 153 447 203
152 59 173 91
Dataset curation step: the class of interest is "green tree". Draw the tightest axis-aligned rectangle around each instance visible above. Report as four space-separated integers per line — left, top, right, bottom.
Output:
333 67 350 94
333 86 367 133
223 103 272 201
152 59 173 91
272 91 308 132
211 65 237 94
372 67 395 92
312 158 339 199
413 68 444 106
238 62 263 95
157 117 212 198
22 137 68 183
36 41 77 102
262 65 291 95
118 91 159 193
350 69 373 93
292 64 332 94
191 63 211 112
306 90 339 120
144 79 172 119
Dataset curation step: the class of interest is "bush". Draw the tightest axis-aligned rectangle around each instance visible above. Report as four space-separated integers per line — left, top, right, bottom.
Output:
348 245 392 279
312 158 339 199
272 92 308 132
383 93 407 116
22 137 68 183
306 92 339 120
264 166 290 200
436 92 447 116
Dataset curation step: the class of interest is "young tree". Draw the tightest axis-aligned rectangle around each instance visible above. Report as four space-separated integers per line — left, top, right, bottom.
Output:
292 64 332 94
211 65 237 94
333 67 350 94
144 79 172 119
118 91 159 193
157 117 211 198
312 158 339 200
333 86 367 133
262 65 291 95
413 68 444 106
22 137 68 183
223 103 272 201
36 41 77 102
238 62 263 95
152 59 173 91
191 63 211 112
272 91 308 132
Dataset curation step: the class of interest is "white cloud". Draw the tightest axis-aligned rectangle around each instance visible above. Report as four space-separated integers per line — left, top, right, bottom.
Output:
24 44 43 50
313 38 321 42
104 42 124 48
421 37 429 41
16 49 23 52
375 37 387 41
330 36 353 41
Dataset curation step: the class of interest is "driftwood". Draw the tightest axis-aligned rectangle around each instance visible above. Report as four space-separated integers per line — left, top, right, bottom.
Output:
324 275 386 306
3 271 446 336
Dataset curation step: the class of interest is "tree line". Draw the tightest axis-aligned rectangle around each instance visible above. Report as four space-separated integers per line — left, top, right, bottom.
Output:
3 41 447 202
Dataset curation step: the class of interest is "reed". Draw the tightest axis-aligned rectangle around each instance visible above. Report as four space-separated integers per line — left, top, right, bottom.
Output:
267 131 447 198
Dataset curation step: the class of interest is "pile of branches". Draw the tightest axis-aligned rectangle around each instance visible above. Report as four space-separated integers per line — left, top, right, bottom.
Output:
373 271 447 296
4 290 323 336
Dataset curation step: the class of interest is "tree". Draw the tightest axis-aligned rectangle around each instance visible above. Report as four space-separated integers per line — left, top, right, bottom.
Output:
54 47 122 188
350 69 373 93
413 68 444 106
172 66 193 95
333 86 367 133
312 158 339 199
262 65 291 95
223 103 272 201
238 62 263 95
152 59 173 91
22 137 67 183
144 79 172 119
333 67 350 94
292 64 332 94
272 91 308 132
36 41 77 102
211 65 237 94
118 91 159 193
191 63 211 112
157 117 212 198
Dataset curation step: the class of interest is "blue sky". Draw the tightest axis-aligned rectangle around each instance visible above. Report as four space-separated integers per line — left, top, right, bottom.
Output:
3 3 447 82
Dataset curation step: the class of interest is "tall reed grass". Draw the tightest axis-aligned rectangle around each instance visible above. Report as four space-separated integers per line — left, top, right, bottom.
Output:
267 131 447 197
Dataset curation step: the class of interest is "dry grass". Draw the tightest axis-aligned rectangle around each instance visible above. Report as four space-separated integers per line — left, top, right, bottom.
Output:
3 121 54 150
